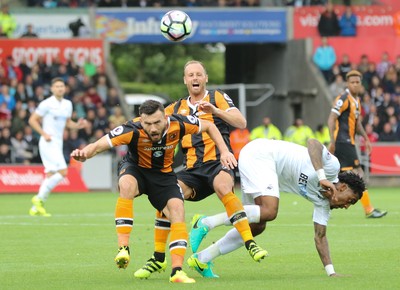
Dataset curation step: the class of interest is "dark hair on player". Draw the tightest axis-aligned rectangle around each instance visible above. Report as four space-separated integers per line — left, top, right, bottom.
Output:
346 70 363 81
139 100 165 116
338 171 366 199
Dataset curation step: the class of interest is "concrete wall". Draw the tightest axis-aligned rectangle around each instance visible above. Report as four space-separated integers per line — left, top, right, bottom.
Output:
225 39 333 134
81 153 114 191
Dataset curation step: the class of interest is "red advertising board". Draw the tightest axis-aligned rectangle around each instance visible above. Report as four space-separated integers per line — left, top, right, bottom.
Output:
378 0 400 10
312 36 400 64
0 166 88 193
294 5 397 39
0 39 104 68
370 143 400 175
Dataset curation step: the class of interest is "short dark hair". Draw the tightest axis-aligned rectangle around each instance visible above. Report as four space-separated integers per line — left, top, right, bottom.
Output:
346 70 362 81
338 171 366 199
139 100 165 115
51 77 65 85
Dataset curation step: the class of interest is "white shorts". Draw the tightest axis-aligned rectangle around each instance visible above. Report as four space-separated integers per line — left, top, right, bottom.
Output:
239 146 280 205
39 138 67 173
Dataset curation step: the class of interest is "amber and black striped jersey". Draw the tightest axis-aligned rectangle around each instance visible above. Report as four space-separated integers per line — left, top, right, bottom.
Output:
165 89 235 169
107 114 201 173
331 89 361 145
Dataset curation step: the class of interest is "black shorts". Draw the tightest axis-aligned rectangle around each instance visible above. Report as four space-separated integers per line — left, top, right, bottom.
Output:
177 161 234 202
335 142 360 171
118 158 183 211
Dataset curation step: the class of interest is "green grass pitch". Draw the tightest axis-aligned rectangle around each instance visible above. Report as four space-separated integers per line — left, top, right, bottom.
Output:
0 188 399 290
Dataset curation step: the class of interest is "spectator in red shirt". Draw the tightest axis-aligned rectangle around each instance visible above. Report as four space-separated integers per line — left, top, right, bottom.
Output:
85 86 103 107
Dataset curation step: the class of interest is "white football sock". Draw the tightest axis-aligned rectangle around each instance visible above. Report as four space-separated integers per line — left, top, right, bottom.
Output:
202 204 261 229
198 228 244 263
216 228 243 255
37 172 64 202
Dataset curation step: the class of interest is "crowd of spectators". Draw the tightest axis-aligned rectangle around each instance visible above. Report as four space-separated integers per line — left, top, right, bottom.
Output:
0 53 127 164
24 0 352 8
323 51 400 143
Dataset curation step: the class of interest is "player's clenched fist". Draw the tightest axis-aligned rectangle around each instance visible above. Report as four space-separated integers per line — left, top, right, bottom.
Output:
71 149 88 162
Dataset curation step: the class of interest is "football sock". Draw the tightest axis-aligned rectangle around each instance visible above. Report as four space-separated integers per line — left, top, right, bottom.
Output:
198 228 243 263
169 222 187 269
203 205 261 229
154 251 165 262
37 172 64 201
154 210 170 257
115 197 133 247
360 190 374 214
221 192 253 243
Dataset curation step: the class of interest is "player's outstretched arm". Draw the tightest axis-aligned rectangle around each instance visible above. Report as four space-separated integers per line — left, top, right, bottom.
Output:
200 119 237 169
70 135 110 162
314 222 337 277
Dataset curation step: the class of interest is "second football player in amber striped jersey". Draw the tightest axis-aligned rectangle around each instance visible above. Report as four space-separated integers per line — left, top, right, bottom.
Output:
70 100 237 284
135 61 267 280
328 70 387 219
165 89 235 169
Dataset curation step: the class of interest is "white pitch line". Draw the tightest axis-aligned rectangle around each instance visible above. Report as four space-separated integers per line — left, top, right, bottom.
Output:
0 213 113 219
0 222 148 227
0 222 398 228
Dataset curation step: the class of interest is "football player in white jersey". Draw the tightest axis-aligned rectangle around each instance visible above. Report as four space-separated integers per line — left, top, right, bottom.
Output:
187 138 365 277
28 78 87 216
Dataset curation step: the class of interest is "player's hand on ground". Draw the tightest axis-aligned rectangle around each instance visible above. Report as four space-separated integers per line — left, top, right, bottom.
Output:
70 149 88 162
220 151 237 169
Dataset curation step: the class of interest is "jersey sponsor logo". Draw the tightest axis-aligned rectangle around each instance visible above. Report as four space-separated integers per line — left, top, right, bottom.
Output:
223 93 234 105
153 151 163 158
298 173 309 198
186 115 198 124
335 99 343 109
144 145 174 151
111 126 124 136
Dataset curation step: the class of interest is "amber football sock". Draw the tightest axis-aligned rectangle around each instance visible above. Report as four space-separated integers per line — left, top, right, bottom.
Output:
221 192 253 243
115 197 133 247
169 222 187 269
154 210 171 260
360 190 374 214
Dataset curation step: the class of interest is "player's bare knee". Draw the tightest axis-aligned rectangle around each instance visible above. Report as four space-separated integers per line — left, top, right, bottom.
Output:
118 182 136 199
250 222 266 237
260 207 278 222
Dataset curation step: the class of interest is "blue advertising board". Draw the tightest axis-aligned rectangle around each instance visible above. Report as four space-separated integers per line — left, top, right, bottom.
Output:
96 9 287 44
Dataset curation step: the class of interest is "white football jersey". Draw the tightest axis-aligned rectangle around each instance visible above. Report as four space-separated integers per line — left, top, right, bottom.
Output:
240 139 340 225
35 96 73 142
